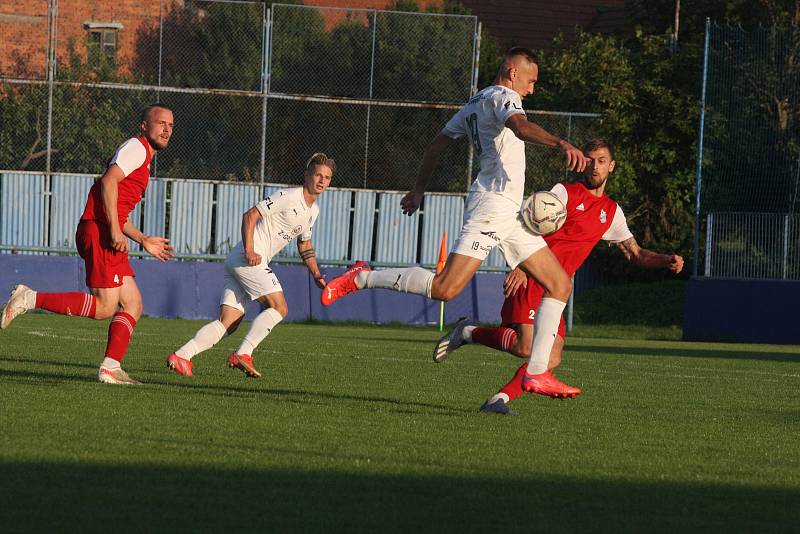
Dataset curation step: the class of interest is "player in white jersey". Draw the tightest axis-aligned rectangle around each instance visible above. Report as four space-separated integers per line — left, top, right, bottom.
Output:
166 153 334 378
323 48 591 398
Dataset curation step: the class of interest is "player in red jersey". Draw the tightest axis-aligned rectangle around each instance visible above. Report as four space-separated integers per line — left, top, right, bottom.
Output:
433 139 684 414
0 104 175 385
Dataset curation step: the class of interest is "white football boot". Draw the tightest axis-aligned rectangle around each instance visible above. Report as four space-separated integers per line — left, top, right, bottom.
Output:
1 284 35 330
98 367 142 385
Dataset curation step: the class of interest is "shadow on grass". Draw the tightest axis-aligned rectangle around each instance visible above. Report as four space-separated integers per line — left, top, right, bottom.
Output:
577 345 800 363
143 379 473 416
0 461 796 532
0 367 471 416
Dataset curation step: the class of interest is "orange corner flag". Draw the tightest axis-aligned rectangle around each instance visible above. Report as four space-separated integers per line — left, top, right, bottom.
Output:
436 230 448 274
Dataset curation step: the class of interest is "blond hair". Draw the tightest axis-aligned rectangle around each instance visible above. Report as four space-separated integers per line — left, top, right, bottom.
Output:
305 152 336 175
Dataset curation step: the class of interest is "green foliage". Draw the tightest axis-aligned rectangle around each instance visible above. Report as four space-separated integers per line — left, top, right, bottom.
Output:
534 30 699 261
574 279 686 327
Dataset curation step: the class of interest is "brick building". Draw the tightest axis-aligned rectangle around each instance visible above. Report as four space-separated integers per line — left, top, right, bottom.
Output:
0 0 161 78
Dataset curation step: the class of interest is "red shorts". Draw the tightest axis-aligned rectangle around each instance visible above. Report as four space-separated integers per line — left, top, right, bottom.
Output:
75 220 134 288
500 279 566 338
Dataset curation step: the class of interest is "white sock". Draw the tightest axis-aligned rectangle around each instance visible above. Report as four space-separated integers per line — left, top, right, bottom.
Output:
361 267 434 298
176 320 227 360
463 325 476 342
237 308 283 356
490 392 510 404
101 357 121 370
526 297 566 375
26 290 37 309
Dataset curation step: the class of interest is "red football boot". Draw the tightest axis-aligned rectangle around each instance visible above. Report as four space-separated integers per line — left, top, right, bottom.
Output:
320 261 371 306
226 353 262 378
167 353 194 377
521 369 581 399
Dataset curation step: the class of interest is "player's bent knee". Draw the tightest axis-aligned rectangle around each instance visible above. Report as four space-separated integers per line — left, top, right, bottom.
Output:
549 276 572 302
270 302 289 318
431 285 458 302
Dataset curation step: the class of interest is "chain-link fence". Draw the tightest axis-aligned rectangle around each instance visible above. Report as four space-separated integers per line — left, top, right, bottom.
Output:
694 21 800 279
1 0 598 192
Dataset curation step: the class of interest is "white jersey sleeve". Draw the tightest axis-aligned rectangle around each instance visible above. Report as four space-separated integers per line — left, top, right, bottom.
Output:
602 204 634 243
255 189 294 219
299 204 319 241
549 183 568 207
442 108 467 139
492 89 526 125
109 138 147 177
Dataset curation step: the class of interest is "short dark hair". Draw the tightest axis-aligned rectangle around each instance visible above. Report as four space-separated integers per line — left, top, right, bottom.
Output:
305 152 336 175
504 46 538 64
141 103 172 122
582 138 615 160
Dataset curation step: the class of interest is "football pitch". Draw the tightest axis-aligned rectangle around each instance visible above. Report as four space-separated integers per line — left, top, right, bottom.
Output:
1 315 798 532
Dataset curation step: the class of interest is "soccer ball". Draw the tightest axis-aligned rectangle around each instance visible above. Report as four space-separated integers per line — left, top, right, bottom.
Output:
522 191 567 235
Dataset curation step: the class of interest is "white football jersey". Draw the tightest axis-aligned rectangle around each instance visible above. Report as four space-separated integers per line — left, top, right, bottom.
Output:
443 85 527 207
229 187 319 267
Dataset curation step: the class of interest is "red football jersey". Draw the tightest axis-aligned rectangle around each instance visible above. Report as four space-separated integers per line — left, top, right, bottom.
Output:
544 181 630 276
81 136 152 228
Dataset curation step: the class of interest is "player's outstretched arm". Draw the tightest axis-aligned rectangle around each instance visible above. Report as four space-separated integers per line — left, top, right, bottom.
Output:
122 219 174 262
401 133 454 216
297 239 325 289
616 237 684 273
505 115 588 172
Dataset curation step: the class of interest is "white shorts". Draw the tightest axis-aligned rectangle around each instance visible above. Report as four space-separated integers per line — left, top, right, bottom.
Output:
452 192 547 269
221 254 284 312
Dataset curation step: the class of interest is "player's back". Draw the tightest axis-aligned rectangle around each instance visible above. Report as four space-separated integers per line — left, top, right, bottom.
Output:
444 85 527 208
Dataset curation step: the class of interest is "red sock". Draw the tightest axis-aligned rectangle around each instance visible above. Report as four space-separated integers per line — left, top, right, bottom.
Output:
104 312 137 362
472 327 517 353
499 363 528 402
35 292 97 318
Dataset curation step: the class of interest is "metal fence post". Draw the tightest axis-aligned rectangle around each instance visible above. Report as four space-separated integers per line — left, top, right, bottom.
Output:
783 214 789 280
465 21 481 192
259 6 271 189
704 212 713 276
693 18 711 277
363 9 378 189
44 0 59 249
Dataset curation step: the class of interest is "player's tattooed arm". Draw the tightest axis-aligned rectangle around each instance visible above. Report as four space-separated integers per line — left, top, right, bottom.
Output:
616 237 684 273
297 239 326 288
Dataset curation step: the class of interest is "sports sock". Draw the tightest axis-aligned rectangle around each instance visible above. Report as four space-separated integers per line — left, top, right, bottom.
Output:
175 320 227 360
463 325 476 342
499 363 527 401
237 308 283 356
104 311 137 362
488 392 511 405
472 327 517 353
359 267 434 298
35 292 96 318
526 297 566 375
100 357 121 370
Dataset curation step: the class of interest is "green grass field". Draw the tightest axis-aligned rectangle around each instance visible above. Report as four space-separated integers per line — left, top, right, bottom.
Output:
1 314 798 532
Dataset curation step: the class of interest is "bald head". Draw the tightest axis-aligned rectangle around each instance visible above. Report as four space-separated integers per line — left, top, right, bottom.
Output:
496 47 539 98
